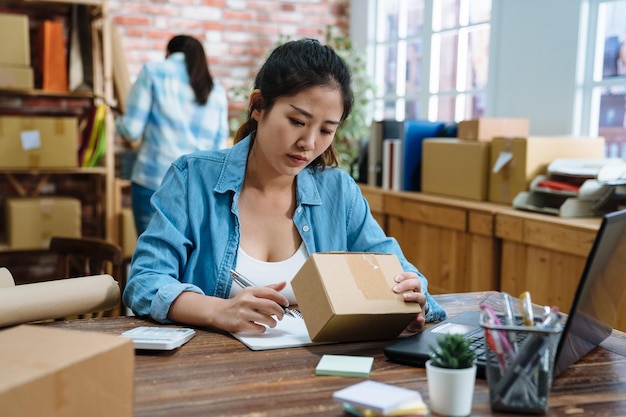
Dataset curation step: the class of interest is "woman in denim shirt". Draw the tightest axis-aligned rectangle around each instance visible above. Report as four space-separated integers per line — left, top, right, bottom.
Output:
124 39 447 334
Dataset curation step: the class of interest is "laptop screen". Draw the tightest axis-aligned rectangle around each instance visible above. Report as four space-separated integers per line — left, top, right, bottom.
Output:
553 208 626 376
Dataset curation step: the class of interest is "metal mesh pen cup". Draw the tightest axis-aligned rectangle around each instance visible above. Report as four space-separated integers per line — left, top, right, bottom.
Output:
480 320 563 414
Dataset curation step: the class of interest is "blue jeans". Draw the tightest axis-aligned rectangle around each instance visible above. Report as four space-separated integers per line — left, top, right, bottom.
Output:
131 182 156 236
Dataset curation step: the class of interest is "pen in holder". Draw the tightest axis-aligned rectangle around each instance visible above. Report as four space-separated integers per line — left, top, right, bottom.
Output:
480 310 563 414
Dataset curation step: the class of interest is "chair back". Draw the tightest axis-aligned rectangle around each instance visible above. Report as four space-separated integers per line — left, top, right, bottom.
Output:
49 236 124 317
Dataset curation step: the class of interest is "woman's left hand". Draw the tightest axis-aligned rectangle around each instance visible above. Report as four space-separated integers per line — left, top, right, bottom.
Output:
392 271 426 332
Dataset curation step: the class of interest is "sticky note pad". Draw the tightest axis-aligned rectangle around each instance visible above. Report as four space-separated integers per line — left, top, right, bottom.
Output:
315 354 374 378
333 380 424 414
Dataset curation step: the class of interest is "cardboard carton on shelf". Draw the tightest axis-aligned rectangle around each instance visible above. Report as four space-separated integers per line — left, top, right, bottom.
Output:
0 325 133 417
0 13 30 67
0 66 34 90
6 197 81 250
421 138 490 201
291 252 420 343
0 116 79 169
457 118 529 141
489 136 606 204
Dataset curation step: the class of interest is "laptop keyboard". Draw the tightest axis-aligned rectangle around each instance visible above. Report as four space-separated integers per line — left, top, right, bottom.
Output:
467 330 529 365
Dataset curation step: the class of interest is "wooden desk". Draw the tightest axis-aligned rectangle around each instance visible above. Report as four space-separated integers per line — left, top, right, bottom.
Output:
42 292 626 417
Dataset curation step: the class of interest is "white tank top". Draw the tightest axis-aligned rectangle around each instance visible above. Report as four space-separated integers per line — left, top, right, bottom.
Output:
230 242 308 305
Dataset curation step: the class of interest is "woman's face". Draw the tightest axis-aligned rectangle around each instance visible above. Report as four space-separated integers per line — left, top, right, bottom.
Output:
250 86 344 177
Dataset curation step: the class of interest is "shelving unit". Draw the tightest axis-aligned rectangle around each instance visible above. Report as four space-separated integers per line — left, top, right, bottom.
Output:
0 1 115 260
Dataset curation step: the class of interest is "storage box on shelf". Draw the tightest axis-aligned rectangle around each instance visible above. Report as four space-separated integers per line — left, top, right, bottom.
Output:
421 138 491 201
489 136 606 204
0 12 33 90
0 1 115 284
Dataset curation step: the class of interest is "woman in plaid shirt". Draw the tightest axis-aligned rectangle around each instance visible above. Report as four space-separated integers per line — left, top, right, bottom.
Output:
115 35 229 236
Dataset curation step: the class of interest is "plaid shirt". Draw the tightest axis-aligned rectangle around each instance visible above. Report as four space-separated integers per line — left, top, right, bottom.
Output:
115 52 229 190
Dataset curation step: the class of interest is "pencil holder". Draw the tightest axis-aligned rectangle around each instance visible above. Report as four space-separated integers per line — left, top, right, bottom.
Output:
480 320 563 414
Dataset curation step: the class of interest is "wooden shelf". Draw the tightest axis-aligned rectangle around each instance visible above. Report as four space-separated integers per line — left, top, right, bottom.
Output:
1 0 115 245
0 88 94 99
1 167 107 175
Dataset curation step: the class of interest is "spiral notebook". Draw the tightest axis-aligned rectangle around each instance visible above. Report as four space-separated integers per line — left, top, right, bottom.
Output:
230 314 331 351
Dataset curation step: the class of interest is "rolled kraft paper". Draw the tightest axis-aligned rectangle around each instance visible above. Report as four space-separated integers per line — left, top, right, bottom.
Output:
0 274 120 327
0 267 15 288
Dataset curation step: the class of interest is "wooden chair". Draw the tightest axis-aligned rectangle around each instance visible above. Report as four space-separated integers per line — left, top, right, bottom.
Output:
49 236 125 317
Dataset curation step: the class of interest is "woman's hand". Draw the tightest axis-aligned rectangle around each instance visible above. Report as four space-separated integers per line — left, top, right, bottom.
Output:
168 282 290 333
392 272 427 332
221 282 290 333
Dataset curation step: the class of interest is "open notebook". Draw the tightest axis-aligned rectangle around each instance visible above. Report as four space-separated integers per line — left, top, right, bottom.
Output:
231 314 332 351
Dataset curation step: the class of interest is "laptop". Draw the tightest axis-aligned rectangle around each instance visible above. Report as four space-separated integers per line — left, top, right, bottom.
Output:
384 208 626 378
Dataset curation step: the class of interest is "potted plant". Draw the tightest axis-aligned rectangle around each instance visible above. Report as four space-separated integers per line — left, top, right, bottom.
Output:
425 333 477 417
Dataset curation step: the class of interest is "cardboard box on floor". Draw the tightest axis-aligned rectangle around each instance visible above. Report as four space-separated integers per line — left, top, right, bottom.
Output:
291 253 420 343
489 136 606 204
0 116 79 168
422 138 491 201
7 197 81 250
0 325 134 417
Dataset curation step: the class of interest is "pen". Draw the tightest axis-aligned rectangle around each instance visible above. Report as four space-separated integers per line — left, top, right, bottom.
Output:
502 292 518 352
229 269 302 319
479 303 515 359
519 291 534 326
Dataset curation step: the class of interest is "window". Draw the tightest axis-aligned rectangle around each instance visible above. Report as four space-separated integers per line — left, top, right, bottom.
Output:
578 0 626 158
370 0 492 122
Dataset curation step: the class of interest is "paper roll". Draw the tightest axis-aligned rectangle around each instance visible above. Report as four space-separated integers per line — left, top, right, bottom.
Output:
0 267 15 288
0 274 120 328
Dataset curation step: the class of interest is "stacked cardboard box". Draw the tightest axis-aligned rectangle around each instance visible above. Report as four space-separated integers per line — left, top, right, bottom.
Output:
0 13 34 90
421 118 530 201
489 136 606 204
421 139 491 201
6 197 82 250
0 116 79 169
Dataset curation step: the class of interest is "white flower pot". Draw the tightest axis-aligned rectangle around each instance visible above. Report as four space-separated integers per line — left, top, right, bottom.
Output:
426 359 477 416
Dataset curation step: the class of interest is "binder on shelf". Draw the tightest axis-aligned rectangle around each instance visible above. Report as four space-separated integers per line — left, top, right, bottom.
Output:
382 138 402 190
68 5 94 93
79 104 107 167
402 120 457 191
367 120 402 189
38 20 68 92
367 119 457 190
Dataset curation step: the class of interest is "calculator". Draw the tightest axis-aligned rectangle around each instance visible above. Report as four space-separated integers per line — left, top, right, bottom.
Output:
121 326 196 350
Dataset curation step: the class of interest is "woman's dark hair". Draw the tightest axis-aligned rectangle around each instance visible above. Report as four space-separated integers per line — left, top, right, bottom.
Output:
167 35 214 105
234 38 354 170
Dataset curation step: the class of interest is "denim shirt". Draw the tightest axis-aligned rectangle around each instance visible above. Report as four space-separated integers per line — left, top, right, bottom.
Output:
124 135 447 323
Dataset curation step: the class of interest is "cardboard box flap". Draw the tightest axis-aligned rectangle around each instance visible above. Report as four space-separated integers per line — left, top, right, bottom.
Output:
317 253 417 313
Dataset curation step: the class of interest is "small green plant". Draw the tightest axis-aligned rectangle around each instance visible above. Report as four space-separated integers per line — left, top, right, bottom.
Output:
429 333 476 369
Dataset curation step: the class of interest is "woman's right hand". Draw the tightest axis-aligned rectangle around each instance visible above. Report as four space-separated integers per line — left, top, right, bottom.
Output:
168 282 290 333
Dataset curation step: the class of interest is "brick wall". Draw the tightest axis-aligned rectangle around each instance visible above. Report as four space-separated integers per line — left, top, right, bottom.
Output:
108 0 350 119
